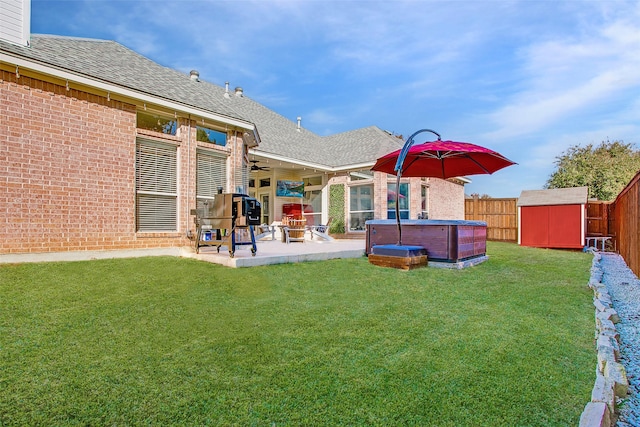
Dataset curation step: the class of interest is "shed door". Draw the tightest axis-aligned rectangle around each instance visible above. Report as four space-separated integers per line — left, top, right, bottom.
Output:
521 206 549 247
521 204 584 249
548 204 584 248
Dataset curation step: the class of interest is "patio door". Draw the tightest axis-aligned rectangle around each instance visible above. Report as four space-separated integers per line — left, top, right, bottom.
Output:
303 175 323 226
259 193 270 225
303 189 322 226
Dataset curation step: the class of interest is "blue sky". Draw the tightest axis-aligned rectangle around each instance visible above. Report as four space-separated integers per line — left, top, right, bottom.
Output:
31 0 640 197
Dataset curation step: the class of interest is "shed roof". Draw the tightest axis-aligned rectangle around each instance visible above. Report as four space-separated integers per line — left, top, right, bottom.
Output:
517 187 588 207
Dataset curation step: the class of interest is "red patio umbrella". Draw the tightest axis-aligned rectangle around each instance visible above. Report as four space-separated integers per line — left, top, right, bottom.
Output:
371 129 516 245
372 139 516 179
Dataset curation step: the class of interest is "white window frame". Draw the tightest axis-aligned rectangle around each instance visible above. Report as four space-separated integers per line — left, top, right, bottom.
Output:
348 182 374 232
420 183 429 219
136 139 178 232
387 181 410 220
303 175 324 226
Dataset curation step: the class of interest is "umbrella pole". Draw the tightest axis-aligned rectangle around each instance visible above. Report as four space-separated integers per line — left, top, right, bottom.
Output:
393 129 441 246
395 172 402 245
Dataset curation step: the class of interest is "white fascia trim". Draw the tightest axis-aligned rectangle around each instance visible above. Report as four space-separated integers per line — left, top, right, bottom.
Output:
1 52 254 131
249 150 331 171
248 151 479 180
331 162 377 172
517 206 522 245
249 149 375 172
581 203 586 245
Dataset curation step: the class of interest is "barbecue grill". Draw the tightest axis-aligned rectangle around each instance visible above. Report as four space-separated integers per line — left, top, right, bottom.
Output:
191 193 261 257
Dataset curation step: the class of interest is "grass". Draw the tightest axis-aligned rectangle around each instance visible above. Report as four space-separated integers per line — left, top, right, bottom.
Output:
0 242 594 426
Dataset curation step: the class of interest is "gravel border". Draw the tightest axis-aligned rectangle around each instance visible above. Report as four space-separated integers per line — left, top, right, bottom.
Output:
580 252 639 426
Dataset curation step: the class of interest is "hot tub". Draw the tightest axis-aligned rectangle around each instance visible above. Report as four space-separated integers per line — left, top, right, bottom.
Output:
365 219 487 263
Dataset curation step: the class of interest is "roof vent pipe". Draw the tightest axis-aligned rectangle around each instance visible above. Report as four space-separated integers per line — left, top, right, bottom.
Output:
235 87 243 97
297 116 302 131
224 81 230 98
190 70 200 82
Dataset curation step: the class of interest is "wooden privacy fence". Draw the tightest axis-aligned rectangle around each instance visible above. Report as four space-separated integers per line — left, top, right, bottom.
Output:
464 174 640 278
465 196 615 245
611 172 640 277
465 197 518 242
465 174 640 277
586 201 613 238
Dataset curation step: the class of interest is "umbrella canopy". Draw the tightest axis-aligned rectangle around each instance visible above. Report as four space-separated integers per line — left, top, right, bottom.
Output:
372 140 516 179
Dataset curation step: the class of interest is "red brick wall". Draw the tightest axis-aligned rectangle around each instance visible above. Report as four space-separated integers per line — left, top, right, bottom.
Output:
427 178 465 220
375 174 465 221
0 71 191 254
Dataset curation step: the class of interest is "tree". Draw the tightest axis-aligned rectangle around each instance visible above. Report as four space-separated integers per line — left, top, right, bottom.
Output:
545 140 640 201
470 193 492 199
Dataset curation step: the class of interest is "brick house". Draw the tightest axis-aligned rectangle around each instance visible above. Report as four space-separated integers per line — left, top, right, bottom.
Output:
0 30 466 257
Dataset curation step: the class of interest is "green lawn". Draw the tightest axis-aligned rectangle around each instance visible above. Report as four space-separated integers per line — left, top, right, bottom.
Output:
0 242 594 426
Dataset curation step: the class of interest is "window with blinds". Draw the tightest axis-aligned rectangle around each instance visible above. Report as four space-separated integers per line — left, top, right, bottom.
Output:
235 162 249 194
136 139 177 231
196 150 227 208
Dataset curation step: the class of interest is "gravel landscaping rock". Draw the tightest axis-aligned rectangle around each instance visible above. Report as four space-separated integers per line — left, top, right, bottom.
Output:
599 253 640 427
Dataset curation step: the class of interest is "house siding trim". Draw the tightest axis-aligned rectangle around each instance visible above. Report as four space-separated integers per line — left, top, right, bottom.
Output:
0 0 30 47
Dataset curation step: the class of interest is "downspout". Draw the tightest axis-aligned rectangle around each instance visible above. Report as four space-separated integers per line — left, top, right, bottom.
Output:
186 114 192 238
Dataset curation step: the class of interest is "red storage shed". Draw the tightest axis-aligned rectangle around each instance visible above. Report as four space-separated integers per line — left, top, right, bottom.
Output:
517 187 588 249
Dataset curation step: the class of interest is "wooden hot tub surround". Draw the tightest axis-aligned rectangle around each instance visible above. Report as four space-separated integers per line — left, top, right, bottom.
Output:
365 220 487 263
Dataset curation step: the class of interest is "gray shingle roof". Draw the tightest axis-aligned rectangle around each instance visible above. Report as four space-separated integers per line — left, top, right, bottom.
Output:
0 34 402 169
1 35 248 122
322 126 404 166
517 187 589 206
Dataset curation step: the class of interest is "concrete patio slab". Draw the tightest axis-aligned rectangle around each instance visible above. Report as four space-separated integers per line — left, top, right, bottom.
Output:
187 238 366 268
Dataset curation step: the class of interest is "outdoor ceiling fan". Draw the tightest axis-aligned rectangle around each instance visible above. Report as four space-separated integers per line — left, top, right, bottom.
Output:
250 160 270 171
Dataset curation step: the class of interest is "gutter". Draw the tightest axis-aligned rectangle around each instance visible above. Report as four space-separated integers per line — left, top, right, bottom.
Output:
248 149 373 172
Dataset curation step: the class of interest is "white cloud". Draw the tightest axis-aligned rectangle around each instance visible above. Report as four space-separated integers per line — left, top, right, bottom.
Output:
485 4 640 140
304 108 342 128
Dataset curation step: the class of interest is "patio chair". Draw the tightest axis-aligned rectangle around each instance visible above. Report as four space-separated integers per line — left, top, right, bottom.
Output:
309 217 333 241
283 221 306 244
255 224 276 240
